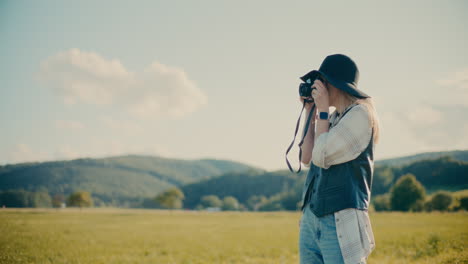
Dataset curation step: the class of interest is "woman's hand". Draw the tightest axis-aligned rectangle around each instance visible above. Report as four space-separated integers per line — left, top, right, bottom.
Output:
299 96 315 111
311 79 329 111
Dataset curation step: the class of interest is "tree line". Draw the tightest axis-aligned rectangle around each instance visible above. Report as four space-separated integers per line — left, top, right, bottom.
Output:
141 188 242 211
2 180 467 212
0 189 93 209
139 187 300 211
372 156 467 196
1 156 467 212
140 173 468 212
372 173 468 212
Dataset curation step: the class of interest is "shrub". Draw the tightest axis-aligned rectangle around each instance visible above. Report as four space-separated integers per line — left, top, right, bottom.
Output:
428 191 453 211
67 191 93 208
222 196 239 211
390 174 426 212
154 187 184 209
198 195 223 209
459 196 468 211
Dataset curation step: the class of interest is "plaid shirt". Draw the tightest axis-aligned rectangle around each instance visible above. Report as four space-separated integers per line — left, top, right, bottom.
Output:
335 208 376 264
304 103 376 263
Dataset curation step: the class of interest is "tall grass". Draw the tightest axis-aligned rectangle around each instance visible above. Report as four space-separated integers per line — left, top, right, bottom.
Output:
0 208 466 264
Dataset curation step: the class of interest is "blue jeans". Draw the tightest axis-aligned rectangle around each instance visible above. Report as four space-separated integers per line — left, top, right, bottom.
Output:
299 205 348 264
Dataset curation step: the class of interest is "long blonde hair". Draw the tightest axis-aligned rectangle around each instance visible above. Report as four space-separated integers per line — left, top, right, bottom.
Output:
337 88 381 144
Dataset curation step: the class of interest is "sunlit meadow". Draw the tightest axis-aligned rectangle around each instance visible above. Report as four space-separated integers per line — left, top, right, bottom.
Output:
0 208 466 264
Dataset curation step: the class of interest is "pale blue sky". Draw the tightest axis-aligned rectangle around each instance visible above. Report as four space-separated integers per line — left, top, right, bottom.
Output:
1 0 467 171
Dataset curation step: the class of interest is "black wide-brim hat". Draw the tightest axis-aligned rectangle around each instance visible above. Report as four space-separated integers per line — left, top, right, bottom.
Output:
300 54 370 99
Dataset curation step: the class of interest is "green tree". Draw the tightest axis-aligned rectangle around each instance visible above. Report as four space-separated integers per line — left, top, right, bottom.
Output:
427 191 453 211
0 189 31 207
67 191 93 209
459 196 468 211
258 200 284 211
30 191 52 208
222 196 239 211
52 194 66 208
390 173 426 212
246 195 267 211
238 203 247 211
198 195 222 209
154 187 184 209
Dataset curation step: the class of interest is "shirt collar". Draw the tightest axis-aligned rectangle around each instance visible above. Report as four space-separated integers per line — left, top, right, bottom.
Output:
337 102 359 116
331 102 359 126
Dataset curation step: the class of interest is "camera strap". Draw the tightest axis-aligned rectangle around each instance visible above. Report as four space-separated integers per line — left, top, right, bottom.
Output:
285 102 316 173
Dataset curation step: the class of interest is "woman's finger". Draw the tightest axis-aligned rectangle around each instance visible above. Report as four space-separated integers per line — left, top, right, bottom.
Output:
312 84 321 93
299 96 312 104
314 80 326 92
312 87 321 96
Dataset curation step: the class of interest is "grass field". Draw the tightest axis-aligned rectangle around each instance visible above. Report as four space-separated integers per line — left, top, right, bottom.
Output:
0 208 467 264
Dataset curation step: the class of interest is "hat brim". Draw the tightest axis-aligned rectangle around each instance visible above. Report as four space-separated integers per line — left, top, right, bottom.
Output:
300 70 370 99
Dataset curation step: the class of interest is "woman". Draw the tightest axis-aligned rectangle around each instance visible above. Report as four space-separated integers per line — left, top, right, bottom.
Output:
298 54 380 264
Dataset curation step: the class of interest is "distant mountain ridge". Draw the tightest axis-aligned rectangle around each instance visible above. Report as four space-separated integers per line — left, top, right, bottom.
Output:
0 150 466 208
0 154 264 207
376 150 468 167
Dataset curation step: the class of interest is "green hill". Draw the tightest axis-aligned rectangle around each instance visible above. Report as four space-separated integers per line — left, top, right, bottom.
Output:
376 150 468 167
179 154 468 210
1 150 467 209
0 154 263 207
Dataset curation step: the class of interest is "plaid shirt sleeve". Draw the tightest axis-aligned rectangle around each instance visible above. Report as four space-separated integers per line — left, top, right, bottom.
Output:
335 208 376 264
312 104 372 169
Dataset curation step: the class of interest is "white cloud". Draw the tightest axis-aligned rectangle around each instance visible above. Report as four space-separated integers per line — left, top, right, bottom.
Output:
103 141 173 158
435 68 468 106
406 104 442 126
398 104 467 149
436 68 468 90
2 143 51 165
38 48 207 118
53 145 81 160
375 101 468 161
376 112 433 160
38 48 131 105
0 142 174 165
125 62 208 118
375 68 468 154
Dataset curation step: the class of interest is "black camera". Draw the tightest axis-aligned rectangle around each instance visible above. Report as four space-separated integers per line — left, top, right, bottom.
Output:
298 74 325 100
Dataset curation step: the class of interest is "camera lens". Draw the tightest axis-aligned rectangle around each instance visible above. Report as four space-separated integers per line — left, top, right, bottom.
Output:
299 83 312 97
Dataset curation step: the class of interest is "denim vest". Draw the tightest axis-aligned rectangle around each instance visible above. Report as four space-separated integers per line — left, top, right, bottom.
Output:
300 105 375 217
